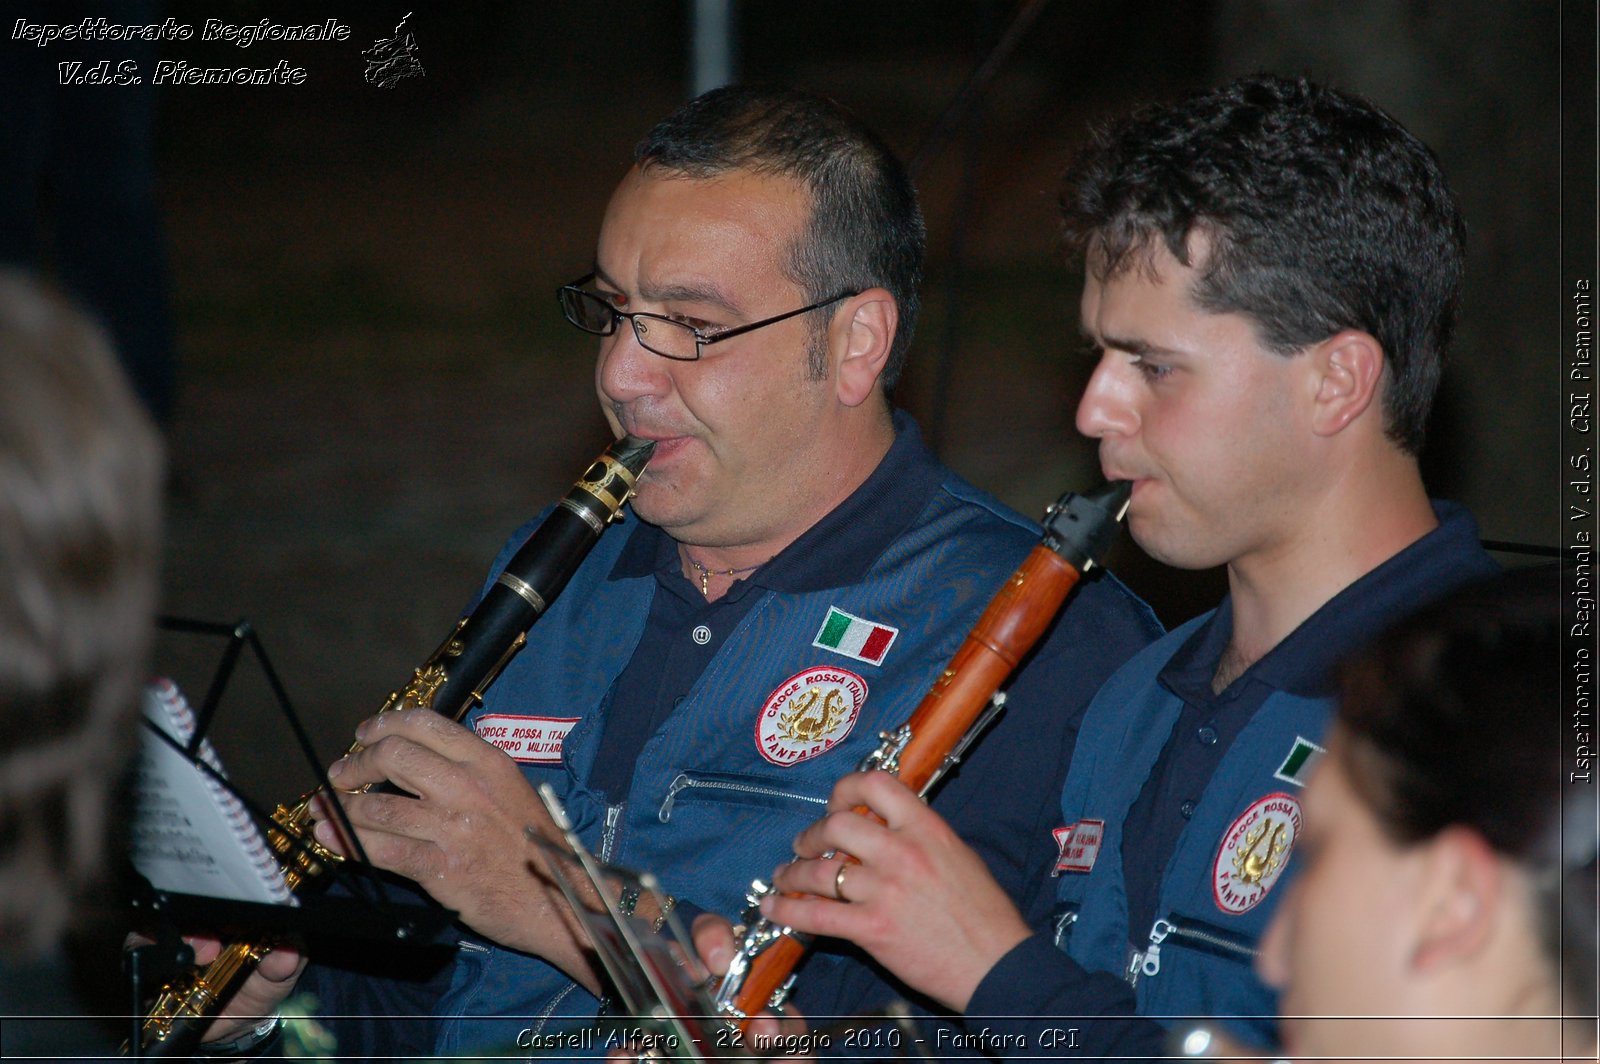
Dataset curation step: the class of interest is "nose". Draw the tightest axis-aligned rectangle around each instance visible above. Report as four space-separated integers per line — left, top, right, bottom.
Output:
596 319 671 408
1074 354 1139 439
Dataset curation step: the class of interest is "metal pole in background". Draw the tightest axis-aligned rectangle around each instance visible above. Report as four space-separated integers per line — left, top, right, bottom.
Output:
691 0 737 96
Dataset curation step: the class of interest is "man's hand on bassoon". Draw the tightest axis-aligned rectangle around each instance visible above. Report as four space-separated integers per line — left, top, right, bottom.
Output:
691 914 815 1054
762 770 1032 1013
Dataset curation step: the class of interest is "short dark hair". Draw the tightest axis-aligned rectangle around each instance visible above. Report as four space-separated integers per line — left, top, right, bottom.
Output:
634 85 925 390
1061 74 1465 454
1335 565 1592 1011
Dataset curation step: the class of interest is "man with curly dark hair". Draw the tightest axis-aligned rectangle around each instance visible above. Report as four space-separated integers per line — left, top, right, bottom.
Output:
753 75 1502 1059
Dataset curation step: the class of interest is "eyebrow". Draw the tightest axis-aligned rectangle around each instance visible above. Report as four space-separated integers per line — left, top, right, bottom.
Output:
1077 323 1188 359
592 264 744 318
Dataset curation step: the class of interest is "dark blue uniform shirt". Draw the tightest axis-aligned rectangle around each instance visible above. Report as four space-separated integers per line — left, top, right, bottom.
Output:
963 500 1499 1062
299 413 1163 1058
1119 500 1497 938
590 410 948 801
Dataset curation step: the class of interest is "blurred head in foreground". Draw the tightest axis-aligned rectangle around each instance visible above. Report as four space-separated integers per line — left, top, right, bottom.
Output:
1257 565 1596 1061
0 270 164 957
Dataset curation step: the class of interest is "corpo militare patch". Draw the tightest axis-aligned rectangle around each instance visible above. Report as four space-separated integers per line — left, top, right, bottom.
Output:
475 713 578 765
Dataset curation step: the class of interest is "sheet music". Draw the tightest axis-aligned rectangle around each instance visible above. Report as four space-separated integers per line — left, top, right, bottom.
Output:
129 678 296 905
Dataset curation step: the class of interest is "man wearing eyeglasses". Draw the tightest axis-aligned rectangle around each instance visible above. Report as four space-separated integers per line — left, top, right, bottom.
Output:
190 85 1159 1057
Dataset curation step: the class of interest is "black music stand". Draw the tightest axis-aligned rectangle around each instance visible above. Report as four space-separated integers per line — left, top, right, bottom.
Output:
124 616 457 1057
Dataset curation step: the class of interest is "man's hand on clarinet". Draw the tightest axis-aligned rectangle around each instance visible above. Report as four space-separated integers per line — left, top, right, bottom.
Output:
761 770 1031 1013
191 935 305 1044
308 707 599 988
122 931 305 1046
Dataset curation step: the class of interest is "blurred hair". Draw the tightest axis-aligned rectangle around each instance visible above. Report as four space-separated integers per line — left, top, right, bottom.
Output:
634 84 926 390
1334 565 1594 1012
1060 74 1465 454
0 271 164 955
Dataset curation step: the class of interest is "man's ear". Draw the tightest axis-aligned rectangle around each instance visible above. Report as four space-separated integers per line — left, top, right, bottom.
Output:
833 289 897 408
1308 329 1385 437
1409 826 1503 974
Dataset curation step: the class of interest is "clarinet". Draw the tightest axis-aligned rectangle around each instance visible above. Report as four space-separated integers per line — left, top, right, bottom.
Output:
131 435 654 1058
711 480 1131 1027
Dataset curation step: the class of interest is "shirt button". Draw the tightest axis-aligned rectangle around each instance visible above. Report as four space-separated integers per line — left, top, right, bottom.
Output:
691 625 711 645
1180 800 1197 819
1197 725 1218 745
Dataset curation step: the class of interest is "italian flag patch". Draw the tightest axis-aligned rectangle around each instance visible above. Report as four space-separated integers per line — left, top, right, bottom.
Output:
1273 736 1326 788
812 607 899 666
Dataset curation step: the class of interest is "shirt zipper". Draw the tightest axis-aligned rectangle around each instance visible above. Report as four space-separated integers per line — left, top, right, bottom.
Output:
600 802 623 862
524 981 578 1050
1051 905 1079 949
1127 918 1173 986
657 773 829 822
1129 915 1259 985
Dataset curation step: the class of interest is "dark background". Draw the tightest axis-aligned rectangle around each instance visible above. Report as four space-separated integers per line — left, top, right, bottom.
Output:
4 1 1577 805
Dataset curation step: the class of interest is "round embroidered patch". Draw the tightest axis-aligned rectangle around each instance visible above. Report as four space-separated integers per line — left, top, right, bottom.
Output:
1212 792 1302 914
755 666 867 766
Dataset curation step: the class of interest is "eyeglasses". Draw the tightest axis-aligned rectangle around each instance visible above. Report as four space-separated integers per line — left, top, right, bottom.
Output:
557 273 859 362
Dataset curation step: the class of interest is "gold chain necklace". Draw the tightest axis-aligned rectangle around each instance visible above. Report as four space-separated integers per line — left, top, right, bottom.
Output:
683 552 765 598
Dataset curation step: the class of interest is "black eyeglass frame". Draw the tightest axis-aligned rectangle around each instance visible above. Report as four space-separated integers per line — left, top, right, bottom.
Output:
557 273 860 362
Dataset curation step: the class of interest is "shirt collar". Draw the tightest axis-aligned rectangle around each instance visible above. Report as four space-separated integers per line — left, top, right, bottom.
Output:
610 409 949 593
1161 500 1497 704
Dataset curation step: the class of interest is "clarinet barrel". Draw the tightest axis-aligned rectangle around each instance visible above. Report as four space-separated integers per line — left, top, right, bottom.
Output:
374 432 656 724
131 435 654 1058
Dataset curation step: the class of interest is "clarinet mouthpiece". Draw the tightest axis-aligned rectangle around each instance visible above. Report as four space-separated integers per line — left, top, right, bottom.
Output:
1041 479 1133 573
609 434 656 478
1083 478 1133 522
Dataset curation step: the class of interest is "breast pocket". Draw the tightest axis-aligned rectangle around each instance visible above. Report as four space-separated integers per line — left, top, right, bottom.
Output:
657 770 830 823
645 770 834 916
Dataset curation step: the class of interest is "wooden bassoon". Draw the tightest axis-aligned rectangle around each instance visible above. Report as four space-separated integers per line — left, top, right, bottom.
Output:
711 480 1131 1026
